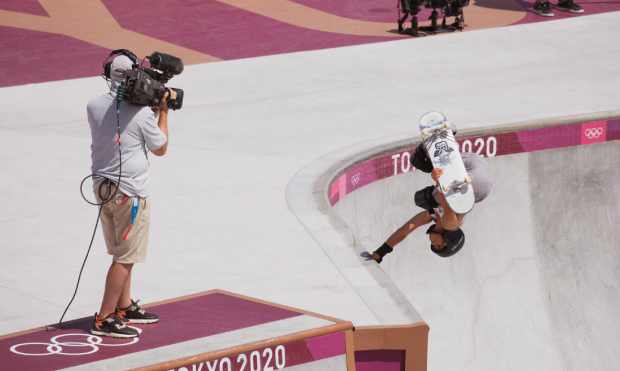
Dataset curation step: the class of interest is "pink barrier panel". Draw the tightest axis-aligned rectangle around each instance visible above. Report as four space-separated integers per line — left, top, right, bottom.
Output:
354 349 405 371
170 332 346 371
329 119 619 206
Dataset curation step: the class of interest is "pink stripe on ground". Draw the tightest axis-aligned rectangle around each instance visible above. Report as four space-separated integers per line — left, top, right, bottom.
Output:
1 293 302 371
0 0 49 17
304 331 346 360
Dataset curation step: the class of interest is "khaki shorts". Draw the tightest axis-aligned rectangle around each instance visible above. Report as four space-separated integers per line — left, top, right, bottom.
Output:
95 181 150 264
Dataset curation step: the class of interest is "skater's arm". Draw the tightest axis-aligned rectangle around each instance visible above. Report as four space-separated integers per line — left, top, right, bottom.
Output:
431 168 460 230
370 210 433 263
385 210 434 248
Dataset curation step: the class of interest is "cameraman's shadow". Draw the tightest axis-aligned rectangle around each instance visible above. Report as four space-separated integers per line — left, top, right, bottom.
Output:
392 27 428 36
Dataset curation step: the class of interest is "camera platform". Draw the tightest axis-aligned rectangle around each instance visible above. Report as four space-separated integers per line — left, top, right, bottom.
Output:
0 290 355 371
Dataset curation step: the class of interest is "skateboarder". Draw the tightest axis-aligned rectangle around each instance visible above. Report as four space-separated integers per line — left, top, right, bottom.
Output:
370 144 492 262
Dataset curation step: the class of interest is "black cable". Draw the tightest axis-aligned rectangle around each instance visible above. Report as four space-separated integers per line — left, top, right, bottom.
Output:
56 203 104 327
57 87 125 328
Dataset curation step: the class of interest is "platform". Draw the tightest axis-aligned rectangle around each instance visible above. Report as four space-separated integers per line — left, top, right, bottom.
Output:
1 290 354 371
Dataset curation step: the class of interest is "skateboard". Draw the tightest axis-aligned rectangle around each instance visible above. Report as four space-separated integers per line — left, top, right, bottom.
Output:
419 112 474 214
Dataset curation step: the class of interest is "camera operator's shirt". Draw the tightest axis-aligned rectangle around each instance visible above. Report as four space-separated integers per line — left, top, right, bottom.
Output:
88 93 167 197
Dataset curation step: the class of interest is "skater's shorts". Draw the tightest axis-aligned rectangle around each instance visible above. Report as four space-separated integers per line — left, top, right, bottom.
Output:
461 152 493 203
95 181 150 264
430 152 493 205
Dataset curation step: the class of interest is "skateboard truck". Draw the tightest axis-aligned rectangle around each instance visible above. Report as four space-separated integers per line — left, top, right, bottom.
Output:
440 172 472 193
422 121 451 139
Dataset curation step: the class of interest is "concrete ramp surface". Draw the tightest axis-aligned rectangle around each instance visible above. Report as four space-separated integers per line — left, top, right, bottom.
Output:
332 120 620 370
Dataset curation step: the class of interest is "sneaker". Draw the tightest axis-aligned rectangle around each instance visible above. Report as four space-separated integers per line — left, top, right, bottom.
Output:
557 0 584 13
116 300 159 324
533 0 554 16
91 313 139 338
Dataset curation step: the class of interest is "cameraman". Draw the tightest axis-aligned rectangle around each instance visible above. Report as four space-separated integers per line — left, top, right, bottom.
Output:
87 54 175 338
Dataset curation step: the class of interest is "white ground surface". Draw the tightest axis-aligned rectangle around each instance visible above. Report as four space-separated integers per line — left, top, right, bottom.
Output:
1 11 619 370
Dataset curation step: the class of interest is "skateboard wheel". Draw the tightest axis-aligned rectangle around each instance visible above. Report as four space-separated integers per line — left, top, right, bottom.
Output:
442 184 450 193
465 176 471 185
422 128 429 138
444 121 451 131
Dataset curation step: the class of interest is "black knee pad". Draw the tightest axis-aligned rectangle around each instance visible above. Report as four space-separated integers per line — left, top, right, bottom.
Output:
415 185 440 210
410 143 433 173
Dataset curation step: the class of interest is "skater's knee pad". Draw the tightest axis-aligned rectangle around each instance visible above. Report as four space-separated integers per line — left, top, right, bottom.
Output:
410 143 433 173
415 185 440 210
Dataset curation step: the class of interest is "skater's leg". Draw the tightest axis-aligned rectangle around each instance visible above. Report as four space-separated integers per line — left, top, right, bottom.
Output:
371 211 433 263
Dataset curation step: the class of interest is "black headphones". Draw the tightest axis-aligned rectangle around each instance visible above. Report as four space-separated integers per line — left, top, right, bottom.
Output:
102 49 138 80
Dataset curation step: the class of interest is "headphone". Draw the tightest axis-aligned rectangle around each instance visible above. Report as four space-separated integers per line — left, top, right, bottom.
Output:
102 49 138 80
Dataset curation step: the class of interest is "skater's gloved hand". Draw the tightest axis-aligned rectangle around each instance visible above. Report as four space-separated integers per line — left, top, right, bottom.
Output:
431 168 443 185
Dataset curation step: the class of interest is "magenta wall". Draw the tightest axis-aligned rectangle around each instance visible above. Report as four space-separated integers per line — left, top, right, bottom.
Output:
355 349 405 371
329 119 620 206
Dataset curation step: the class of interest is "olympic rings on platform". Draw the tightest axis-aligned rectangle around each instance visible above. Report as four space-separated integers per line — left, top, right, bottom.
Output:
585 127 603 139
10 331 139 356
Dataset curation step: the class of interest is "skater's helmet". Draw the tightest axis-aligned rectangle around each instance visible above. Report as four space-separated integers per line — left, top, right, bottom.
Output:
427 225 465 258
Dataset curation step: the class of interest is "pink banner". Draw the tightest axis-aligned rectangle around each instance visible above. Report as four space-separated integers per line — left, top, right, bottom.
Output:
329 119 620 205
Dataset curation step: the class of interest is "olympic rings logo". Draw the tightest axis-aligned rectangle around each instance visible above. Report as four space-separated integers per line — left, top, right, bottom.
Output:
10 332 139 356
585 127 603 139
351 173 361 186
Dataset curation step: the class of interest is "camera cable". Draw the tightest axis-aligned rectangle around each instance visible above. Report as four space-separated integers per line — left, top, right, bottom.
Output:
56 86 126 328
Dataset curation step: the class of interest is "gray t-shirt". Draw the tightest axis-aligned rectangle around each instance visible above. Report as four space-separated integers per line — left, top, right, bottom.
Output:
88 93 167 197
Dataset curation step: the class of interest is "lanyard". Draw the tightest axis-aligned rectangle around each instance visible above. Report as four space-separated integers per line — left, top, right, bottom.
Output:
122 196 139 241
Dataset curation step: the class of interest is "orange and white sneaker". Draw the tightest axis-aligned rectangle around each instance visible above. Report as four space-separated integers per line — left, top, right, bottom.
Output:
116 300 159 324
91 312 139 338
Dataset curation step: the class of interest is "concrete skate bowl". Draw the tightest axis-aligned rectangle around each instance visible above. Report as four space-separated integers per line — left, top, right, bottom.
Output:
287 110 620 371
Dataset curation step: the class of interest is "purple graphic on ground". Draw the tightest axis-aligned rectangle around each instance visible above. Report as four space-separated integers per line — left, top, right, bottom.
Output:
1 293 302 371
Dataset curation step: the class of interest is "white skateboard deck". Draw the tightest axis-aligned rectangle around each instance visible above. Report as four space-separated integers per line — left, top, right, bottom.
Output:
419 112 474 214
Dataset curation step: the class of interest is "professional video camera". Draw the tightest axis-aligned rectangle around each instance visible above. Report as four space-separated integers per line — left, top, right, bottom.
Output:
103 49 185 110
398 0 469 36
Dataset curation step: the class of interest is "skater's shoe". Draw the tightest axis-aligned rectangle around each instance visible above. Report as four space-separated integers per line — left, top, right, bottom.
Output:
557 0 583 13
91 313 139 338
116 300 159 324
533 0 554 16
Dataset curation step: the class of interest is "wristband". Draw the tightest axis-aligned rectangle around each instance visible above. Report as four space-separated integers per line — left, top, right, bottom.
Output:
372 243 393 264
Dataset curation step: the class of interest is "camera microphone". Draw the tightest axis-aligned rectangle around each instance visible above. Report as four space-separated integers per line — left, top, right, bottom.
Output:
147 52 184 75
